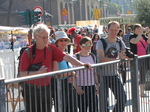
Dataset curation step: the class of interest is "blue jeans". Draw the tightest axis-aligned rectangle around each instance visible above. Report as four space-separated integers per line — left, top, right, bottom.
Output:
103 75 127 112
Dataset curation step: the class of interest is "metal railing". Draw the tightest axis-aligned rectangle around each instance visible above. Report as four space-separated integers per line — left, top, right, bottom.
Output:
1 55 150 112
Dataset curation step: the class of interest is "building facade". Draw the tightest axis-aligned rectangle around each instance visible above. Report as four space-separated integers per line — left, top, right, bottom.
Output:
0 0 100 27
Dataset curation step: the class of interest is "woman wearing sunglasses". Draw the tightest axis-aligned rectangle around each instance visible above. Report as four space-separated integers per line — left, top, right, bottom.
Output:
73 36 99 112
53 31 77 112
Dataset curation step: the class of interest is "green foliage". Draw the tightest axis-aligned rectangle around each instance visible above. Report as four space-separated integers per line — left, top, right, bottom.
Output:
99 0 112 8
108 2 123 15
134 0 150 26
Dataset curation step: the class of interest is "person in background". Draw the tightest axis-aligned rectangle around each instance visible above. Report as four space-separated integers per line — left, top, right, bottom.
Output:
145 27 150 36
117 29 124 39
53 31 77 112
64 28 72 54
20 24 91 112
48 26 56 45
93 25 99 34
79 27 87 35
122 28 133 48
130 24 150 97
73 36 99 112
86 28 93 38
68 27 82 54
91 33 100 57
145 27 150 53
96 21 127 112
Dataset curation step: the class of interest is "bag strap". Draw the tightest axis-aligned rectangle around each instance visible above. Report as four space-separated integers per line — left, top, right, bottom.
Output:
139 40 148 54
100 38 107 51
75 53 80 61
26 44 52 60
140 40 146 49
48 44 52 53
25 48 31 59
75 52 96 63
89 52 96 63
100 37 122 52
116 37 122 51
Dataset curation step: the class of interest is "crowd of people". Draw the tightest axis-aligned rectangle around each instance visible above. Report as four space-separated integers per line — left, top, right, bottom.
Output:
19 22 150 112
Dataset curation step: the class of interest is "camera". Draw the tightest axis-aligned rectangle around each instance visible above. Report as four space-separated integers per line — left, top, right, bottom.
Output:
28 64 41 71
124 47 135 58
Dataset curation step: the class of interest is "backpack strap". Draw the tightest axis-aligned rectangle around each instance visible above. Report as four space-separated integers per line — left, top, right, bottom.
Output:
48 44 52 53
100 38 107 51
25 48 31 59
100 37 122 51
75 53 80 61
25 44 52 60
89 52 96 63
116 37 122 51
75 52 96 63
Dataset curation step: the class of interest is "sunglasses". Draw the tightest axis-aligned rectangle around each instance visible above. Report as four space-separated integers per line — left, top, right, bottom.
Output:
81 43 92 47
59 39 68 42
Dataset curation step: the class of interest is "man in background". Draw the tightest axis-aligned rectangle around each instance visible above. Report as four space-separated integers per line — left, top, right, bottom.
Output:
122 28 132 48
68 27 82 54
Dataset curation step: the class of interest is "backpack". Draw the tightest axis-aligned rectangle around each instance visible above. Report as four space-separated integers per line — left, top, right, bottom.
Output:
100 37 122 52
17 44 52 78
75 52 96 63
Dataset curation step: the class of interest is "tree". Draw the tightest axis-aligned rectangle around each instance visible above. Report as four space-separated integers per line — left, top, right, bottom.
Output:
99 0 123 16
134 0 150 26
99 0 111 8
108 2 123 15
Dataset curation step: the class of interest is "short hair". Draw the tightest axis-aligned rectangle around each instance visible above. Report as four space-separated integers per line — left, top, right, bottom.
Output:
127 28 132 32
133 24 142 31
80 36 92 45
33 24 50 36
107 21 120 29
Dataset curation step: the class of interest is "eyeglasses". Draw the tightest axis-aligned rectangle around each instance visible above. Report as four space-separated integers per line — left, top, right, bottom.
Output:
81 43 92 47
36 35 48 40
59 39 68 42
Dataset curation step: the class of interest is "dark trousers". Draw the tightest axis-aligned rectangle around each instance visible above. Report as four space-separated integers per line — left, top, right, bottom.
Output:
78 85 98 112
53 78 77 112
103 75 127 112
22 83 52 112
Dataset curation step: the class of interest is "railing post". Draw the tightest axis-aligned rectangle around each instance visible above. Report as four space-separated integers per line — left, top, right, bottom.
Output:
130 56 140 112
57 79 63 112
98 66 105 112
0 78 6 112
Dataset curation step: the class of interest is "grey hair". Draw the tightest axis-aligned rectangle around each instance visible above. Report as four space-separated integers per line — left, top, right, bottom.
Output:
33 24 50 36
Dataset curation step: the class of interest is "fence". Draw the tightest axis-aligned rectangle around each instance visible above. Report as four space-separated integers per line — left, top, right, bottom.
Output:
1 55 150 112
